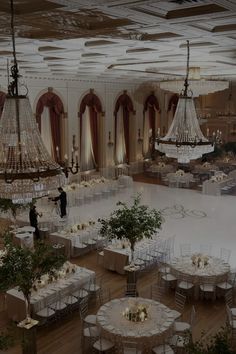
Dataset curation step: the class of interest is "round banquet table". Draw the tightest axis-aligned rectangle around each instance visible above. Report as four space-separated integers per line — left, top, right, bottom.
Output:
96 297 175 353
170 255 230 299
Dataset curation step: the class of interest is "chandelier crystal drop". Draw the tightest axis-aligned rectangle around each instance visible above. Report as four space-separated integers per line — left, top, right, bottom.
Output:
0 0 65 203
155 40 214 164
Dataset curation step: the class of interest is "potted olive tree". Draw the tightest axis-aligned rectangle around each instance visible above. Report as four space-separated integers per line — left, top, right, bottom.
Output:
0 235 66 353
99 194 163 265
0 234 65 323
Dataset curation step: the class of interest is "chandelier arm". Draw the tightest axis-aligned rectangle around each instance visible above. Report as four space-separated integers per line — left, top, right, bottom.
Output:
183 40 190 97
9 0 19 97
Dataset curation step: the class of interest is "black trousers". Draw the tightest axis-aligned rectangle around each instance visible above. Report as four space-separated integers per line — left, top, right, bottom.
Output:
60 206 66 218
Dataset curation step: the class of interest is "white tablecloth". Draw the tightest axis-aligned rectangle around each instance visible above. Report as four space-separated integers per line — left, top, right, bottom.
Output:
6 265 95 322
97 297 175 353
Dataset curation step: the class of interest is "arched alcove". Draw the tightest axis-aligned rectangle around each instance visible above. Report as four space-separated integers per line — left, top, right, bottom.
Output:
79 90 103 171
114 92 135 164
36 91 64 161
143 93 160 158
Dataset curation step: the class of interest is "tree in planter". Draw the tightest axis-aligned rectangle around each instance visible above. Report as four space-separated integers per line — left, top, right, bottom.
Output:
99 194 163 264
0 234 66 323
0 198 34 225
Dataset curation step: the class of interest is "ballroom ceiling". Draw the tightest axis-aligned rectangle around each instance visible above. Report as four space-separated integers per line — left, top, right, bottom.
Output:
0 0 235 82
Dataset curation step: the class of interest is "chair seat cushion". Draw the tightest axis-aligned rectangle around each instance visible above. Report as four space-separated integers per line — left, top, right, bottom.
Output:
83 325 99 337
170 309 181 320
36 307 55 318
178 281 194 289
84 284 100 292
84 314 97 325
174 321 190 332
93 338 114 351
64 295 78 305
50 301 67 311
217 282 232 290
231 307 236 317
73 289 88 299
152 344 174 354
162 274 177 282
200 284 215 292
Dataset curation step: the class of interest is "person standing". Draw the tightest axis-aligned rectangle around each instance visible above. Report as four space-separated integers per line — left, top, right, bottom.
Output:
52 187 67 218
29 204 40 240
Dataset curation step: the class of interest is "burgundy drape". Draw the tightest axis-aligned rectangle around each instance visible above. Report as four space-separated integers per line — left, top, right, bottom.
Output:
143 94 160 154
0 91 6 119
168 94 179 115
114 93 134 164
79 92 102 169
36 92 64 160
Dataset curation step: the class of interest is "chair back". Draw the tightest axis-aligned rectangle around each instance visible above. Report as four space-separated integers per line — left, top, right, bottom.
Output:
225 289 233 308
175 291 186 312
79 297 88 320
190 306 196 326
125 283 137 297
200 244 212 256
220 248 231 263
151 284 165 302
180 243 191 257
121 340 141 354
98 287 111 305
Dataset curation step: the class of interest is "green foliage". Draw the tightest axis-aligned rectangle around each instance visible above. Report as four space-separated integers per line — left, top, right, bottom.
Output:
223 142 236 155
0 198 35 220
0 234 66 300
99 194 163 250
184 327 235 354
0 331 14 350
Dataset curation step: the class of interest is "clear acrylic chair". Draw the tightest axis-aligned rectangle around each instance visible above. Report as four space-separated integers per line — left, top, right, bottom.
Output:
170 291 186 320
220 248 231 263
200 243 212 256
180 243 191 257
121 339 142 354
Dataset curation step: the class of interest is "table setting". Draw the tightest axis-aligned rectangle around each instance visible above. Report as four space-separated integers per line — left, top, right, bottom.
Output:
96 297 175 353
6 261 95 322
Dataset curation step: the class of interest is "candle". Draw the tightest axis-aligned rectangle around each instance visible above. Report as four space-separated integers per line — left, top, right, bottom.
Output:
56 146 59 160
206 128 209 137
75 151 78 164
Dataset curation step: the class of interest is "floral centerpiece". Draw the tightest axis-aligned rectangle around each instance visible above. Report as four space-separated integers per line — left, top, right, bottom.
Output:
191 253 209 268
123 302 148 322
210 172 227 183
175 169 185 177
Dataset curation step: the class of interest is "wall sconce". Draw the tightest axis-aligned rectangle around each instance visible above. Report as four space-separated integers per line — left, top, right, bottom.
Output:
108 131 114 147
57 134 80 178
137 128 143 143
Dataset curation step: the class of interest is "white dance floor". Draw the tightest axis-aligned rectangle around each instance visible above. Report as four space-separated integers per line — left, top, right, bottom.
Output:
66 182 236 269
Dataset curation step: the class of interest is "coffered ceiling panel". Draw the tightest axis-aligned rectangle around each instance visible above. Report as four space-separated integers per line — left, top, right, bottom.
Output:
0 0 235 82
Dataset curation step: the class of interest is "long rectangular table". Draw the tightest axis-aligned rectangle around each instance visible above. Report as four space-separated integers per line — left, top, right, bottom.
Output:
6 265 95 322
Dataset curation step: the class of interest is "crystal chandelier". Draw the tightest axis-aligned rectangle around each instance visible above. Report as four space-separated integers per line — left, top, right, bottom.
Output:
0 0 65 203
155 40 215 164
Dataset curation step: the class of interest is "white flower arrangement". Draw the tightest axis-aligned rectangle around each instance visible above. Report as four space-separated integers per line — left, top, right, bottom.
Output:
210 172 227 183
191 253 209 268
175 169 185 177
122 302 148 322
31 261 76 291
203 162 211 168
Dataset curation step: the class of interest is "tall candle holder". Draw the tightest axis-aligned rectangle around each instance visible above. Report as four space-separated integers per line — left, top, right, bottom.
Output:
56 135 79 178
